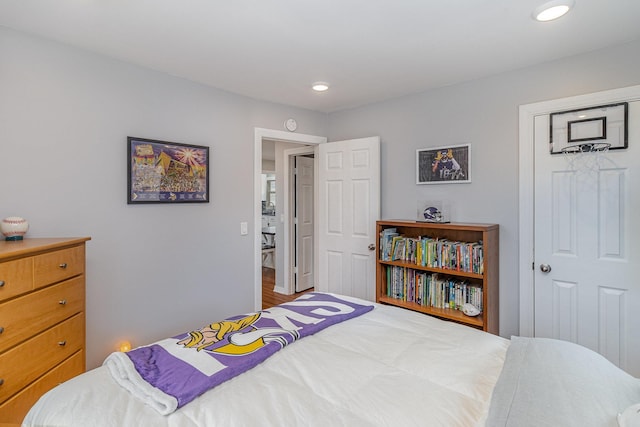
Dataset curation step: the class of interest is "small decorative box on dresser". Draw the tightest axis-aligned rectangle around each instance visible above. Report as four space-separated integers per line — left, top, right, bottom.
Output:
0 237 90 423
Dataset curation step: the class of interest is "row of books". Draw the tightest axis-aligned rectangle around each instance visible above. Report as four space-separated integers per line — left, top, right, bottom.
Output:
379 228 484 274
384 266 483 312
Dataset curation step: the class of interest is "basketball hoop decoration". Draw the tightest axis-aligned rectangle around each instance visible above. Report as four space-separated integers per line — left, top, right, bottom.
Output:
560 142 611 154
561 142 612 173
550 102 627 154
550 102 627 174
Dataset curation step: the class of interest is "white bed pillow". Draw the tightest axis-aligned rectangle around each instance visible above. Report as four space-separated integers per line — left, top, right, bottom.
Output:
618 403 640 427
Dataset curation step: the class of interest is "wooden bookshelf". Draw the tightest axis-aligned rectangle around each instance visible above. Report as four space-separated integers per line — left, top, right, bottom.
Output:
376 220 499 334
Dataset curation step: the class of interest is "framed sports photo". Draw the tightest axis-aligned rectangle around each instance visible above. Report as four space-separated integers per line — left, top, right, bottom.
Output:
416 143 471 184
127 137 210 204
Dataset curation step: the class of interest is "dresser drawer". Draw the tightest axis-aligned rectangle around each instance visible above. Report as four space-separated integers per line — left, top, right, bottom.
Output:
0 258 33 302
33 245 85 289
0 313 84 404
0 277 84 354
0 350 84 423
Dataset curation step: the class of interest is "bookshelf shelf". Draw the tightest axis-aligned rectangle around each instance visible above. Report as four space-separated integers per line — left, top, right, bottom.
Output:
377 296 485 328
376 220 499 334
377 260 484 280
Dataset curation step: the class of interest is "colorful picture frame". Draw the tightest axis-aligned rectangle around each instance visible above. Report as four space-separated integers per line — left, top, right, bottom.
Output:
127 137 210 204
416 143 471 184
549 102 628 154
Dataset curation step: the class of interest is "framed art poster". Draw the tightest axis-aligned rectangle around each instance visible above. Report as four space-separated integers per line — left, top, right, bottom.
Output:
416 143 471 184
127 136 209 204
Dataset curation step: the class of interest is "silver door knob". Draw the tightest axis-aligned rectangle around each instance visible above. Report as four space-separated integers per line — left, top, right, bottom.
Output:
368 244 376 251
540 264 552 273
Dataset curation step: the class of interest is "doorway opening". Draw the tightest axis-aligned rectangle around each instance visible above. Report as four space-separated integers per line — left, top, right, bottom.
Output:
287 149 315 293
253 128 326 311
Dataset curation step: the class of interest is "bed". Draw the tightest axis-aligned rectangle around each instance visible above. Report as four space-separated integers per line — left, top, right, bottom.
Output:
23 293 640 427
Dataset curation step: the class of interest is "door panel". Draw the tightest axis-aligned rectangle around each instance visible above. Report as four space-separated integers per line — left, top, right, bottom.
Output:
317 137 380 301
599 286 626 367
551 170 576 255
551 279 577 342
326 181 343 233
295 156 314 292
534 101 640 376
598 169 625 259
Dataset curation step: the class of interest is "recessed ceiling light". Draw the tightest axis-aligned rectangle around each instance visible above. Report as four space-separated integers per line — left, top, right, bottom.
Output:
312 82 329 92
533 0 575 22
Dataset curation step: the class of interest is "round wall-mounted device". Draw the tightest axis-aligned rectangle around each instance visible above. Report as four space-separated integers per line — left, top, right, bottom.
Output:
284 118 297 132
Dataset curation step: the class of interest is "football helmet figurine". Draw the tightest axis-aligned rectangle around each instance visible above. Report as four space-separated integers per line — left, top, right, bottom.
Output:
423 206 443 222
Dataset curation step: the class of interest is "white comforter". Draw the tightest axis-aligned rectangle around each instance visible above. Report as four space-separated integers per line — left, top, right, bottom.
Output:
24 296 509 426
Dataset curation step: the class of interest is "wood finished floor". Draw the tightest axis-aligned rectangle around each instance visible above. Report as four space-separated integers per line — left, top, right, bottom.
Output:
262 267 313 309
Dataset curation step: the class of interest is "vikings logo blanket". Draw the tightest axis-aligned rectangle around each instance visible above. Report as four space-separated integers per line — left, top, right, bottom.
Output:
104 293 374 415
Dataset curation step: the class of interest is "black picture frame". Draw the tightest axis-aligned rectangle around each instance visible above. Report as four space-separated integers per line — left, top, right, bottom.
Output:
416 143 471 184
549 102 628 154
127 136 210 204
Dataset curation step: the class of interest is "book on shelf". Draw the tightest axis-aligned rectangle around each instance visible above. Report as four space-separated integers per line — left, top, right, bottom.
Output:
384 266 483 313
379 230 484 274
379 227 398 261
391 237 406 261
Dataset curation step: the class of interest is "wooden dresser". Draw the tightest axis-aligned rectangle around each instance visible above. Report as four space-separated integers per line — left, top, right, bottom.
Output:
0 237 90 424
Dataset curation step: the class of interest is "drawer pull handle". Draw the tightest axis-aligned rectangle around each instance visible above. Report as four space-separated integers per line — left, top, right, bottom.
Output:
0 379 4 386
59 299 67 305
59 263 68 269
0 327 4 334
0 280 4 287
58 340 67 346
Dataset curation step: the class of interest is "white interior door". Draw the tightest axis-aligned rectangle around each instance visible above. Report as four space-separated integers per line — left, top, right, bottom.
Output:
533 102 640 376
295 155 314 292
317 137 380 301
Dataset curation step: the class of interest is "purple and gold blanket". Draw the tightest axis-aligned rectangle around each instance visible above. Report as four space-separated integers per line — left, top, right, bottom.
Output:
104 292 374 415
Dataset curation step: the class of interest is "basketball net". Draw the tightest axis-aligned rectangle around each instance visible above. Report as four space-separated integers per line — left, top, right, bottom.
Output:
561 142 611 174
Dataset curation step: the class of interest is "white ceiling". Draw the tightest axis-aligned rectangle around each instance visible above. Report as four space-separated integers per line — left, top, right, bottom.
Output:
1 1 639 113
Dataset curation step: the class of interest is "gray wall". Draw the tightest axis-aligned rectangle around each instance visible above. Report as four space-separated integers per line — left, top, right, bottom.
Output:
327 39 640 337
2 23 639 368
0 27 327 368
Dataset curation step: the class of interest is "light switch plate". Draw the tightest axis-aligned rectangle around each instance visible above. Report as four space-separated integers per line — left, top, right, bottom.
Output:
240 222 248 235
